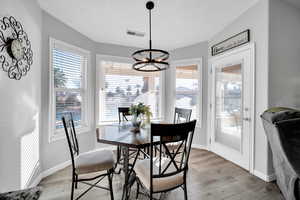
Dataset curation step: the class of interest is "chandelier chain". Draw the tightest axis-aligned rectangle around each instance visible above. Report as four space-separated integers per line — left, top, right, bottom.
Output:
132 1 169 72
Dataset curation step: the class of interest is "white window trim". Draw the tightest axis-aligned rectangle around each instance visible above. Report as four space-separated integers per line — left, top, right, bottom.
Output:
48 38 92 142
170 57 203 127
95 54 165 126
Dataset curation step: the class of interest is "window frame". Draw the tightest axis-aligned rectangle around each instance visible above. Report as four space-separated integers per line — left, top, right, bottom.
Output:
95 54 165 125
49 38 92 142
171 58 203 127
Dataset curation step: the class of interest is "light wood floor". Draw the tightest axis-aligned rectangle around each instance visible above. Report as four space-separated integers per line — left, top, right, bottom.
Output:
38 149 282 200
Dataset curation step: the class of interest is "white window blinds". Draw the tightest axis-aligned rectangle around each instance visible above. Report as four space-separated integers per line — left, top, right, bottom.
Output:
50 39 89 134
175 64 199 120
53 48 83 89
99 61 161 122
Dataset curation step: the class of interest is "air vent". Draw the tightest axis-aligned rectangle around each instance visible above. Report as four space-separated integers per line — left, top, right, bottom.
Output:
126 30 145 37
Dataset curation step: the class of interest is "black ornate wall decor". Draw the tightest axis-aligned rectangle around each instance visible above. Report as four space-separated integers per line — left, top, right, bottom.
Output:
0 16 33 80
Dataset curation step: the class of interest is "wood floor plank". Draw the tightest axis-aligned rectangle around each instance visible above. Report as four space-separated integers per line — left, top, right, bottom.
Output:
38 149 282 200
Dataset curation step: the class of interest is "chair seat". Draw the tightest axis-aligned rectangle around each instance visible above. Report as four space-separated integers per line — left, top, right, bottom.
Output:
135 157 184 192
166 142 182 151
75 149 114 175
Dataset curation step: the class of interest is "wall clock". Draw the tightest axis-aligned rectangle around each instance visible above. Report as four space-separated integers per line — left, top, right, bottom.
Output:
0 16 33 80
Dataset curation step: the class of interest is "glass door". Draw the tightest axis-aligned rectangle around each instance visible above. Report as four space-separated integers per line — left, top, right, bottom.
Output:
210 46 254 170
215 63 243 152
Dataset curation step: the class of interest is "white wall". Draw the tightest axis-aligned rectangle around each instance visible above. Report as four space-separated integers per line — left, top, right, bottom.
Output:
208 0 271 176
41 12 141 171
0 0 42 192
269 0 300 109
168 41 209 147
0 6 140 189
41 12 96 171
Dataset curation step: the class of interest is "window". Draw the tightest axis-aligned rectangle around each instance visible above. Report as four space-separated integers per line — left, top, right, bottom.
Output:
49 38 90 140
97 58 162 123
174 60 202 122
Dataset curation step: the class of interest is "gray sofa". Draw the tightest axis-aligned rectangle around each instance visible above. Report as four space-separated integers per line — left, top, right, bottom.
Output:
261 107 300 200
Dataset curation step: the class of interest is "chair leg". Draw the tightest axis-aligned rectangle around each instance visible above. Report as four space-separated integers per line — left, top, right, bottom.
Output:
108 170 114 200
113 146 122 175
117 146 121 162
183 182 188 200
71 174 75 200
136 181 140 199
75 174 78 189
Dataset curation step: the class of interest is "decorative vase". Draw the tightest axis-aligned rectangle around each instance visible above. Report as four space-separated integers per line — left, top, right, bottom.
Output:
140 114 151 129
132 114 142 129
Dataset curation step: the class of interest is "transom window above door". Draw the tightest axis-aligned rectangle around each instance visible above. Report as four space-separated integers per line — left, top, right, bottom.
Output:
97 57 163 123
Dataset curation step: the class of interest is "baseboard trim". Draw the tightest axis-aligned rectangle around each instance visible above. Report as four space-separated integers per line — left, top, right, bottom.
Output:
28 173 43 188
42 160 71 178
26 162 42 188
192 144 208 151
268 173 276 182
253 170 276 182
28 160 71 188
27 147 115 187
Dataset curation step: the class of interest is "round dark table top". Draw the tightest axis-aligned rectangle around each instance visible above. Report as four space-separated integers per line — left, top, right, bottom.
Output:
96 122 160 148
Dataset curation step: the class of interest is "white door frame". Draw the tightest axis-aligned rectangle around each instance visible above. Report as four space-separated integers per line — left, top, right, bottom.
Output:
207 43 255 174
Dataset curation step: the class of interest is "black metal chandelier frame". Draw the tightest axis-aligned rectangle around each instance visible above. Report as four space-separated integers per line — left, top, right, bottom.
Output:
132 1 169 72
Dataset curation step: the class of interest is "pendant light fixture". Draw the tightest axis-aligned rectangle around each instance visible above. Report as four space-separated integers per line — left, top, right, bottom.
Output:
132 1 169 72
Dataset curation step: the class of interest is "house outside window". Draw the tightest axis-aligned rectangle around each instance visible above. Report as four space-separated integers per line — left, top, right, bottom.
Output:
97 56 164 124
173 58 202 125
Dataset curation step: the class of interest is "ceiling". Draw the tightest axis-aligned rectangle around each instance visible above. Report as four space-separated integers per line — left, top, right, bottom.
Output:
38 0 259 50
285 0 300 8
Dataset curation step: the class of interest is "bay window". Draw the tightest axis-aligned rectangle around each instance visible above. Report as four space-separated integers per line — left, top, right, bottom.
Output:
49 38 90 141
97 56 163 123
174 59 202 124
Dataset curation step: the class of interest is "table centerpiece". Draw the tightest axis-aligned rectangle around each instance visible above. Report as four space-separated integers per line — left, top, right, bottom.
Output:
129 102 152 132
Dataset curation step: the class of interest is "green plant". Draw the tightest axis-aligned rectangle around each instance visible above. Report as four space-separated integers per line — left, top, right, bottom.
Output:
129 102 152 118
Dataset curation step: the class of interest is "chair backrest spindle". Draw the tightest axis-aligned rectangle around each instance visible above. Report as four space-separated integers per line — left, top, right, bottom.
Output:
118 107 131 123
174 107 192 124
150 120 196 192
62 113 79 171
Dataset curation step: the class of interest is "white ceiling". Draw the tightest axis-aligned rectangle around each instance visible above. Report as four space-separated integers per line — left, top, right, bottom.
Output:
38 0 259 50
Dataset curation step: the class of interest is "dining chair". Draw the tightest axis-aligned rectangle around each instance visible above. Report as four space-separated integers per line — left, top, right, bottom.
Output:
118 107 131 123
167 107 193 156
174 107 192 124
62 113 114 200
116 107 144 174
134 120 197 200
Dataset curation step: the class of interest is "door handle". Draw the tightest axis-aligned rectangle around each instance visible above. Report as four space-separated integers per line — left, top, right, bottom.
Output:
243 117 251 122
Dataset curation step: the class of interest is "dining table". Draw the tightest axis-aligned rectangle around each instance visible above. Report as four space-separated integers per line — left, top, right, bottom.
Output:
96 122 160 200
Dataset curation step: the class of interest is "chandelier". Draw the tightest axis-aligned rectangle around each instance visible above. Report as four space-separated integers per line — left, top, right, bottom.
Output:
132 1 169 72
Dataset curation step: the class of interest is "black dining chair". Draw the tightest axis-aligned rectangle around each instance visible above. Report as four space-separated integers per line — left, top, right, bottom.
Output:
134 120 197 200
174 107 192 124
118 107 131 123
116 107 144 174
62 113 115 200
115 107 131 172
166 107 193 156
